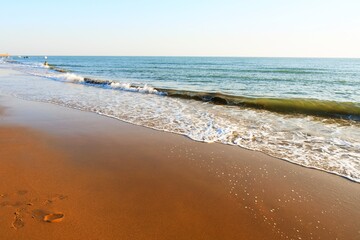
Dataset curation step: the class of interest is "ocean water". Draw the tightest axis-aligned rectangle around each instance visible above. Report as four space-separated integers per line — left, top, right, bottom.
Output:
1 56 360 182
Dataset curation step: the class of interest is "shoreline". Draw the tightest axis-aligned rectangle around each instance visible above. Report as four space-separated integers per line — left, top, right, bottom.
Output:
0 95 359 239
98 107 360 184
1 64 359 183
7 93 360 184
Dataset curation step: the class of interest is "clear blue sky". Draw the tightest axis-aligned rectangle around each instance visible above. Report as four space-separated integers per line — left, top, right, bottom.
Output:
1 0 360 57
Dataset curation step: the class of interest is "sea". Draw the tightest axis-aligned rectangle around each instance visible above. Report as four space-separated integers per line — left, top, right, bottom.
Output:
1 56 359 182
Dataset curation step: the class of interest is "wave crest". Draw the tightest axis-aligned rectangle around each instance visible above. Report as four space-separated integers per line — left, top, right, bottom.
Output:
57 73 84 82
160 89 360 120
110 82 160 94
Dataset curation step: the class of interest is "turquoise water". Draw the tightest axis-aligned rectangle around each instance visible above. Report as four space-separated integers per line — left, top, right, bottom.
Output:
1 56 360 182
15 56 360 102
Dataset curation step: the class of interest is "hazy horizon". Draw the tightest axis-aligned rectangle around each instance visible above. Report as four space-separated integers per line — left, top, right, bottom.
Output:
6 55 360 59
2 0 360 58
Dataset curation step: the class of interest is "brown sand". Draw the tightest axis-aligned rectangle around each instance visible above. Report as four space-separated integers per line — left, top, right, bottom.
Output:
0 95 359 240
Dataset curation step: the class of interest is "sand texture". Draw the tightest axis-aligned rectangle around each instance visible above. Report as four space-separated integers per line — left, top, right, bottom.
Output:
0 95 359 240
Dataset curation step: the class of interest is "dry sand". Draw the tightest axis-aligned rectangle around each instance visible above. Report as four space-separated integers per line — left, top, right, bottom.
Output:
0 95 359 240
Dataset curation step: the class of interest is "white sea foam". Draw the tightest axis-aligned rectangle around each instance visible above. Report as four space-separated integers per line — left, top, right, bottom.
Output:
57 73 85 82
6 61 163 95
3 60 84 82
110 82 159 94
1 61 360 183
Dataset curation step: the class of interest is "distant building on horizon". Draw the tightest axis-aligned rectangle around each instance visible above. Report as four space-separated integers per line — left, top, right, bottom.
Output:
0 53 10 58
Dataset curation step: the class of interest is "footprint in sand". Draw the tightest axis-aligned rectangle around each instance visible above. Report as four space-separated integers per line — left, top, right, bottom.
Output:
44 194 68 205
1 191 67 229
12 217 25 229
12 211 25 229
43 213 65 223
32 209 65 223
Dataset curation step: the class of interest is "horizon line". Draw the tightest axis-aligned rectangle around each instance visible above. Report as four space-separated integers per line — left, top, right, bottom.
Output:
5 54 360 59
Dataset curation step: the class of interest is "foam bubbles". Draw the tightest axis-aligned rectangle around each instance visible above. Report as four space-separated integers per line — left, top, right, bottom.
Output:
57 73 84 82
110 82 160 94
2 61 360 183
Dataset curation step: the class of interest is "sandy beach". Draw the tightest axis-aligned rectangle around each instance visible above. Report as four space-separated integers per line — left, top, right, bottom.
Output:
0 87 359 239
3 0 360 238
2 0 360 238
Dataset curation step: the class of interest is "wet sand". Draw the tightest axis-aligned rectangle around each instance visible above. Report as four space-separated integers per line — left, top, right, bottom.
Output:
0 95 359 240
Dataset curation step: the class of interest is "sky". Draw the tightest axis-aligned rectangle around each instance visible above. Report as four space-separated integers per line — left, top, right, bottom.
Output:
1 0 360 57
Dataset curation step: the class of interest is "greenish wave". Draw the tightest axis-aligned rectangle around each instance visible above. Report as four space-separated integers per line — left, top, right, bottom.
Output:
160 89 360 120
